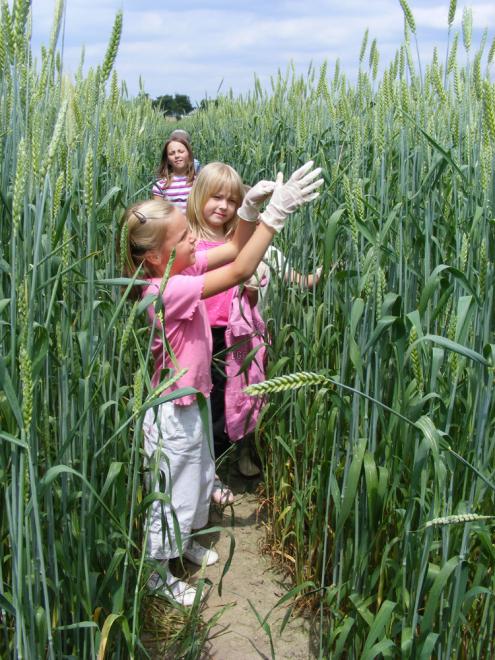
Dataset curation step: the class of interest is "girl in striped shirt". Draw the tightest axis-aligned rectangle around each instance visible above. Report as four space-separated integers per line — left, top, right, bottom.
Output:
152 136 196 212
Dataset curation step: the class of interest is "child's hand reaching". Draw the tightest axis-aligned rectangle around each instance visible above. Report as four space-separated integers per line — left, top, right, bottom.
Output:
237 180 277 222
260 161 323 232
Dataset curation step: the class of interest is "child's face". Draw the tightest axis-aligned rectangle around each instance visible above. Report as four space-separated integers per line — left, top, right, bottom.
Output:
203 187 238 232
154 208 197 275
167 141 190 175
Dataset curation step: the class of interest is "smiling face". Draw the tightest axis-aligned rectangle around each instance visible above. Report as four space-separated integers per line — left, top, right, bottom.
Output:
186 162 245 240
166 140 190 176
152 208 197 275
202 187 239 238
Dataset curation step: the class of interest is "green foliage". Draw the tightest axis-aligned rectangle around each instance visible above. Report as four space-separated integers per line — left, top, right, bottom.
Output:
152 93 194 118
182 12 495 658
2 2 495 658
0 5 169 658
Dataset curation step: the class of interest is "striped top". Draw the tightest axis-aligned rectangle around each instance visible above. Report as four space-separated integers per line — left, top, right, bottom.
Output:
152 175 194 213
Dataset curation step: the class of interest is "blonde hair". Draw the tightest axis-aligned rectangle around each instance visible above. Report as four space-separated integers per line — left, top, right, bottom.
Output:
187 162 245 240
119 198 176 286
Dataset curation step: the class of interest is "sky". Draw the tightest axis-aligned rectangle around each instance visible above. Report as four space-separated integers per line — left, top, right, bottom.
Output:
30 1 495 104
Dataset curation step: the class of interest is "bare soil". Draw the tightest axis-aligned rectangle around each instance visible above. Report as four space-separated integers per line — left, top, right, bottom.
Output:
191 465 315 660
142 459 317 659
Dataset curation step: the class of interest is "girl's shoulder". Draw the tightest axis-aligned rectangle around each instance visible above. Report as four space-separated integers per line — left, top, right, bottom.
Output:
141 274 189 305
142 256 208 296
152 178 168 194
141 277 163 295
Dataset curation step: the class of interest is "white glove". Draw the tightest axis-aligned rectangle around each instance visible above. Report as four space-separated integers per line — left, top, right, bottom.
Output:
260 161 323 232
237 180 276 222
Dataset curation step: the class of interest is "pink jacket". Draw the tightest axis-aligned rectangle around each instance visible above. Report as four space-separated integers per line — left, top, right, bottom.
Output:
224 289 266 441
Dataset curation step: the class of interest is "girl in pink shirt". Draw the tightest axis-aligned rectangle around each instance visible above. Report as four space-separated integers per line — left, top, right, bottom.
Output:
121 163 322 606
188 163 268 486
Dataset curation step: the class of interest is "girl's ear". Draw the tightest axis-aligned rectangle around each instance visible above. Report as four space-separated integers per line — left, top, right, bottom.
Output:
145 250 160 264
143 250 162 273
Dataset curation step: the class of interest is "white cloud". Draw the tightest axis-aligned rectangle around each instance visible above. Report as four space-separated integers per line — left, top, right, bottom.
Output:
414 3 495 30
29 0 495 100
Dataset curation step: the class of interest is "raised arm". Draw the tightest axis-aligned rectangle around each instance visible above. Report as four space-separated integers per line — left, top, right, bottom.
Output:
205 180 276 270
202 161 323 298
288 265 323 288
203 223 275 297
204 218 257 270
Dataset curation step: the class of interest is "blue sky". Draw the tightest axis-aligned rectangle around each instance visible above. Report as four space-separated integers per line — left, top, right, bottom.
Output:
30 1 495 104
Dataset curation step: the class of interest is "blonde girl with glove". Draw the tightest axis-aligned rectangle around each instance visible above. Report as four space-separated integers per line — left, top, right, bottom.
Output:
187 162 323 485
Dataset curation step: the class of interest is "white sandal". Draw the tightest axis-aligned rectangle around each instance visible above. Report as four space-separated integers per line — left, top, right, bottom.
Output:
211 477 234 505
147 567 200 607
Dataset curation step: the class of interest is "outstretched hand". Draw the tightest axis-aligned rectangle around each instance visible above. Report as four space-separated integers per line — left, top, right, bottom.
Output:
260 161 323 232
237 180 277 222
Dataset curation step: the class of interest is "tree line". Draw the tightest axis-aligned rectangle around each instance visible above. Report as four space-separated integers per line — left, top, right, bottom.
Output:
151 94 218 118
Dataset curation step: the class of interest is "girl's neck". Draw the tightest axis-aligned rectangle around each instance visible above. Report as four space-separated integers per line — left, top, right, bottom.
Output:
171 161 190 177
204 225 226 241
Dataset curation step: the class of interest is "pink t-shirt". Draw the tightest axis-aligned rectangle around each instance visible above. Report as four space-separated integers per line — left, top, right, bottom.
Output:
196 239 234 327
142 251 212 406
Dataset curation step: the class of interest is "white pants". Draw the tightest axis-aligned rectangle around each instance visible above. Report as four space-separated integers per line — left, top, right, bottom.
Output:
142 400 215 560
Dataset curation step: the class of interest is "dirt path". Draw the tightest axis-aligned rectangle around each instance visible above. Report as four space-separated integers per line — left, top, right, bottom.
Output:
142 464 316 659
193 469 314 659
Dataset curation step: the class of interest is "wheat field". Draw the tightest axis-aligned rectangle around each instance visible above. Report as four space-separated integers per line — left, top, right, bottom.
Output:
0 0 494 657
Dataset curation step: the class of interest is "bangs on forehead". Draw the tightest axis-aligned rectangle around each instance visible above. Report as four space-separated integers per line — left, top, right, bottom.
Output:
208 170 243 202
211 182 239 200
